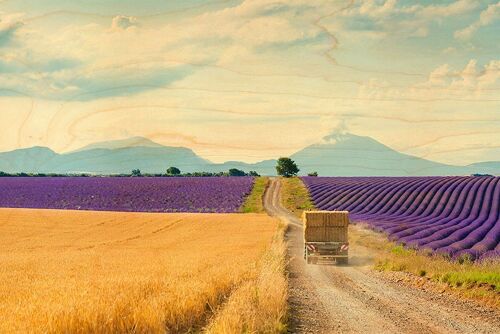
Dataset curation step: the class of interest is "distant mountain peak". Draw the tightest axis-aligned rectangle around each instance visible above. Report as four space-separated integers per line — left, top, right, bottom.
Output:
8 146 57 154
314 132 392 153
72 136 164 152
323 131 348 140
322 131 356 143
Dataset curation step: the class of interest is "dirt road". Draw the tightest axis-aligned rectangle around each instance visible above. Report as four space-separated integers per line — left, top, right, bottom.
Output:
263 178 500 334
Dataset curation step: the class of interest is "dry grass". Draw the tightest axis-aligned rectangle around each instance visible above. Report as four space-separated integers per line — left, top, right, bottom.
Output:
205 222 288 333
349 225 500 308
375 244 500 308
279 177 315 217
0 208 283 333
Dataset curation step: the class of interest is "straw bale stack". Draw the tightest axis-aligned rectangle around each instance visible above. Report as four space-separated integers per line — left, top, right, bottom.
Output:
303 211 349 242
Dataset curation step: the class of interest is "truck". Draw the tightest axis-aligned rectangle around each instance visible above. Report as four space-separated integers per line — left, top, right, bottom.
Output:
303 210 349 265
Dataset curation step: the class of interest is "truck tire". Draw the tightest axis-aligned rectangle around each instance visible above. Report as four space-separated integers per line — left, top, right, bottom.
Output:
337 257 348 265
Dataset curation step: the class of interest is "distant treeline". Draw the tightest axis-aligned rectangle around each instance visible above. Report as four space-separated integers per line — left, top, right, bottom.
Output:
0 168 260 178
0 172 91 177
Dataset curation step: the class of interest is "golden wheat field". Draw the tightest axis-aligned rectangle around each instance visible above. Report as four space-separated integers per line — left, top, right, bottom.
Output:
0 208 287 333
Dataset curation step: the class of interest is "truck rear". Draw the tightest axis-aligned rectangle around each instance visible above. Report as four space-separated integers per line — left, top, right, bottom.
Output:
303 211 349 265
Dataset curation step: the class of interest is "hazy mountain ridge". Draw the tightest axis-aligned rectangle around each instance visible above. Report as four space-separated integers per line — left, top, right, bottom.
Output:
0 134 498 176
290 134 456 176
0 144 211 174
71 136 164 152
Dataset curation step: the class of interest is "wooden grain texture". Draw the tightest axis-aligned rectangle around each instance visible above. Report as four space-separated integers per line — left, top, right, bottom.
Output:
0 1 497 169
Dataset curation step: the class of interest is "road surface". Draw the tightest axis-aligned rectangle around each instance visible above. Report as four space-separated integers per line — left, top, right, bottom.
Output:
263 178 500 334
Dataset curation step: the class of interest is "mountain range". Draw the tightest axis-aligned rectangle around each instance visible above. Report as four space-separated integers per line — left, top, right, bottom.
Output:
0 134 498 176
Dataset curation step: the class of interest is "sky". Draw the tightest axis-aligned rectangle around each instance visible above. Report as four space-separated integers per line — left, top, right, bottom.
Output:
0 0 499 164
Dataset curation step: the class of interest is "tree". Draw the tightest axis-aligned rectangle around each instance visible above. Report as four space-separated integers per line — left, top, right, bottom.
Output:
166 166 181 175
307 171 318 177
276 157 299 177
248 171 260 177
228 168 246 176
131 169 142 177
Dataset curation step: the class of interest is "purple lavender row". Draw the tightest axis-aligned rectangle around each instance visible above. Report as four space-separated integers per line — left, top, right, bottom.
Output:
0 177 254 213
302 176 500 260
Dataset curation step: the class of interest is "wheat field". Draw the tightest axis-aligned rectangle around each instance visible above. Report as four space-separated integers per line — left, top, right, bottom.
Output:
0 208 286 333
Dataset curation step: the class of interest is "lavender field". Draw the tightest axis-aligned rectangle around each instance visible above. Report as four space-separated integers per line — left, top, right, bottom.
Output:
0 177 254 213
302 176 500 260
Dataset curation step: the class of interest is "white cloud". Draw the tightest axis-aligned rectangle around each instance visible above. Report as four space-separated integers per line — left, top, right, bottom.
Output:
358 0 400 17
0 0 498 165
342 0 408 18
478 60 500 88
426 59 499 92
455 2 500 40
358 59 500 100
0 0 331 100
336 0 480 40
342 0 477 19
428 64 451 85
418 0 478 18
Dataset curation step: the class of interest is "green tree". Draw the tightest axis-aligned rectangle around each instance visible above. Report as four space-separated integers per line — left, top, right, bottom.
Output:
228 168 246 176
248 171 260 177
131 169 142 177
166 166 181 175
307 171 318 177
276 157 299 177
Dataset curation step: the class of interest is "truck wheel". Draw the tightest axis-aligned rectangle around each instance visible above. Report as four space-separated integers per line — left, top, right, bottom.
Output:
337 257 348 265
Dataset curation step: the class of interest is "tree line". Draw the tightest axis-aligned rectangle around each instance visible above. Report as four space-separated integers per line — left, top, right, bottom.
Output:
0 168 261 178
0 157 319 177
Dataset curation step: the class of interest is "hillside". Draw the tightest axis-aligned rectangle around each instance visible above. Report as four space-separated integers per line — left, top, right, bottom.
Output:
465 161 500 175
0 134 498 176
0 147 58 173
291 133 456 176
0 139 211 174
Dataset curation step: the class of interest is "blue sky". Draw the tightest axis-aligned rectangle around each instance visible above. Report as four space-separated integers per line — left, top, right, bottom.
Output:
0 0 499 164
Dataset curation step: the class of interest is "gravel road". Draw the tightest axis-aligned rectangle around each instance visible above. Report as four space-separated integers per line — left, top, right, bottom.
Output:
263 178 500 334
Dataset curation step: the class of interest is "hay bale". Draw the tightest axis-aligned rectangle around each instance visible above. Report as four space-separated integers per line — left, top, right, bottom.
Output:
303 211 349 242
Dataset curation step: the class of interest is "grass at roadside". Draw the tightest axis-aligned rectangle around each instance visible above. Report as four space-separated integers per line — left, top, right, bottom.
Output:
241 177 269 213
280 177 315 217
205 221 288 333
350 224 500 308
375 244 500 307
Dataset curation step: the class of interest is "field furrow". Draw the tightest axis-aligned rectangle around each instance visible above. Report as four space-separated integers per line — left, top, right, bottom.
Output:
303 176 500 260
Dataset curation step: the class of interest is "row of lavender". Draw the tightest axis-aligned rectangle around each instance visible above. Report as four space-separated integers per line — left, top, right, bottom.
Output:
302 176 499 260
0 177 254 213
